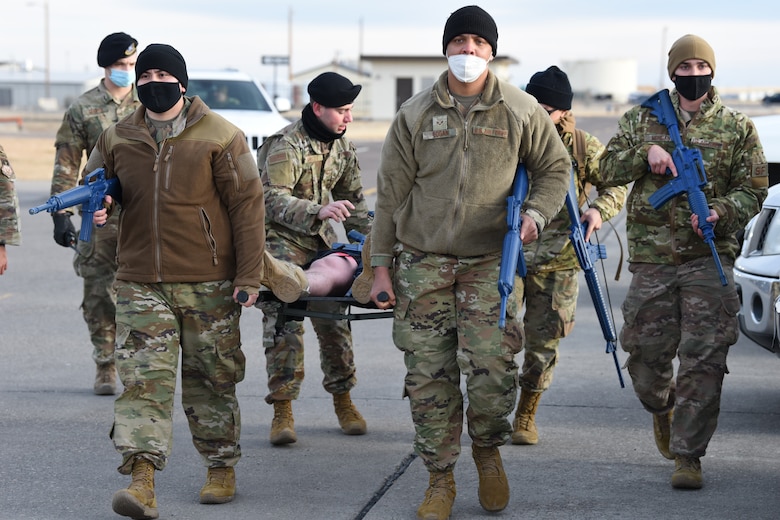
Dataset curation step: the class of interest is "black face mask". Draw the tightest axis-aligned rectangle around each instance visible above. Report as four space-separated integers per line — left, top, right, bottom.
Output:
137 81 182 113
673 75 712 101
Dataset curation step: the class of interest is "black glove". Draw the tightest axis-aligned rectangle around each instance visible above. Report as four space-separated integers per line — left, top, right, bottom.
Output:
52 212 77 248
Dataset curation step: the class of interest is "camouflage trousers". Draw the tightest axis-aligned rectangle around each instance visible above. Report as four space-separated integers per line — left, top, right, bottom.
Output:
73 214 118 367
519 268 579 392
620 258 740 457
392 245 524 472
111 280 245 474
260 239 357 404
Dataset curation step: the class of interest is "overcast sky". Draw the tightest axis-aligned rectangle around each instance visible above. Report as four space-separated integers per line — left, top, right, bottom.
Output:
3 0 778 93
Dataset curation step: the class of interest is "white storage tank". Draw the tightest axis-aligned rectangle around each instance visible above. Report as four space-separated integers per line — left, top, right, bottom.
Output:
562 59 638 104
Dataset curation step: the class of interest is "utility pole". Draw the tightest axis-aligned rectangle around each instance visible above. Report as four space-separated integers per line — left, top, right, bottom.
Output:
288 7 293 83
26 0 50 98
44 0 50 97
358 17 363 73
659 26 668 90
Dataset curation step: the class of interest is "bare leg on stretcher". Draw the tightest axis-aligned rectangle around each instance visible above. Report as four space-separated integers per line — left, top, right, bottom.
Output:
240 248 385 304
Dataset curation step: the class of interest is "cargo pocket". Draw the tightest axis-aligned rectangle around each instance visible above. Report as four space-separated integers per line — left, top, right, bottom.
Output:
619 297 640 355
503 315 525 356
215 342 246 387
391 292 411 352
718 290 741 346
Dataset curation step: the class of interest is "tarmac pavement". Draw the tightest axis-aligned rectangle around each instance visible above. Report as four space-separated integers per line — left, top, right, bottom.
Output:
2 178 780 520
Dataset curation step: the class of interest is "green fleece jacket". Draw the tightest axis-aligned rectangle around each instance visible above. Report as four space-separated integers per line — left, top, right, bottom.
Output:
85 96 265 288
371 70 570 266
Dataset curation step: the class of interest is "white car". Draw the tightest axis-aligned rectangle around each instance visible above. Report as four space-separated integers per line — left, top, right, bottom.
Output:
186 69 290 158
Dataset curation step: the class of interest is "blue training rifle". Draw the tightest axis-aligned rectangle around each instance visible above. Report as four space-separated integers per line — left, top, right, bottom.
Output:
29 167 120 243
498 163 529 329
565 170 625 388
641 89 728 286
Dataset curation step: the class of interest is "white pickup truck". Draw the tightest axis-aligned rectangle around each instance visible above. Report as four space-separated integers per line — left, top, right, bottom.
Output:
733 115 780 354
186 69 290 159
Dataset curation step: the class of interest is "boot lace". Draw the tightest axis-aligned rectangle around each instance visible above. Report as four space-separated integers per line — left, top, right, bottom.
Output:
336 405 361 424
206 467 231 486
425 473 454 502
474 448 501 476
679 456 701 472
274 407 292 421
334 395 361 423
513 413 534 432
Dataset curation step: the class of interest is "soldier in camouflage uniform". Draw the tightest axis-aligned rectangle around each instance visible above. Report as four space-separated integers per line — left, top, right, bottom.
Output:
256 71 372 446
367 7 571 519
600 34 768 490
0 145 21 275
49 32 140 395
87 44 265 519
511 66 627 446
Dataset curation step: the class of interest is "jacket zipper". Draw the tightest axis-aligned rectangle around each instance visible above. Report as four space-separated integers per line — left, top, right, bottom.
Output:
152 143 165 281
226 152 240 192
199 208 219 266
446 109 470 250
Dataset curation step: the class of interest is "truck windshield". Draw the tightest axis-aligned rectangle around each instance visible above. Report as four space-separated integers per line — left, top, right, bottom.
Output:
187 79 273 112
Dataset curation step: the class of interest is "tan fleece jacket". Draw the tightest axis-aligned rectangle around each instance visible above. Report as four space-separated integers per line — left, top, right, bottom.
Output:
371 70 570 265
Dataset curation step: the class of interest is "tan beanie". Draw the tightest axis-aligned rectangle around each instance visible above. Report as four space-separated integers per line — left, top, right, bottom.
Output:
667 34 716 79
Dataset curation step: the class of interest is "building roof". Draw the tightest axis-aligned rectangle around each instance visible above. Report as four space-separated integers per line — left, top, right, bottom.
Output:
360 54 518 65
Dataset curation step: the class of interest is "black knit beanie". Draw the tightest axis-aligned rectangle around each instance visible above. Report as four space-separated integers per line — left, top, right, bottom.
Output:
442 5 498 56
135 44 188 89
525 66 573 110
97 32 138 68
307 72 362 107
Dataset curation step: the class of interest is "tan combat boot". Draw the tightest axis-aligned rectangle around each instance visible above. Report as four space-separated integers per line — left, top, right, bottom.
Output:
270 400 297 445
199 466 236 504
417 470 456 520
511 390 542 445
94 362 117 395
261 250 308 303
112 458 159 519
350 235 373 304
653 408 675 460
333 391 367 435
471 445 509 512
671 455 703 489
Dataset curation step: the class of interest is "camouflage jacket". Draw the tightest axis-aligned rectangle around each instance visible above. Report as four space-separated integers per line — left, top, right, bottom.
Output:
0 145 21 246
50 79 139 197
600 87 767 264
257 117 371 253
371 70 570 267
525 113 627 273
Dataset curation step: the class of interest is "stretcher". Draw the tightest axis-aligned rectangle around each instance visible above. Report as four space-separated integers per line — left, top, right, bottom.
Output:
257 291 393 332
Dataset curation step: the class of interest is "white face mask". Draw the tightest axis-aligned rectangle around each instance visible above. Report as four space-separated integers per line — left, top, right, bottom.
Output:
447 54 489 83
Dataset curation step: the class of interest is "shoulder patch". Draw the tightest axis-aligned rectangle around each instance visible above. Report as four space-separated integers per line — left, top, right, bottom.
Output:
752 162 768 178
268 151 290 165
1 163 15 178
237 152 260 182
